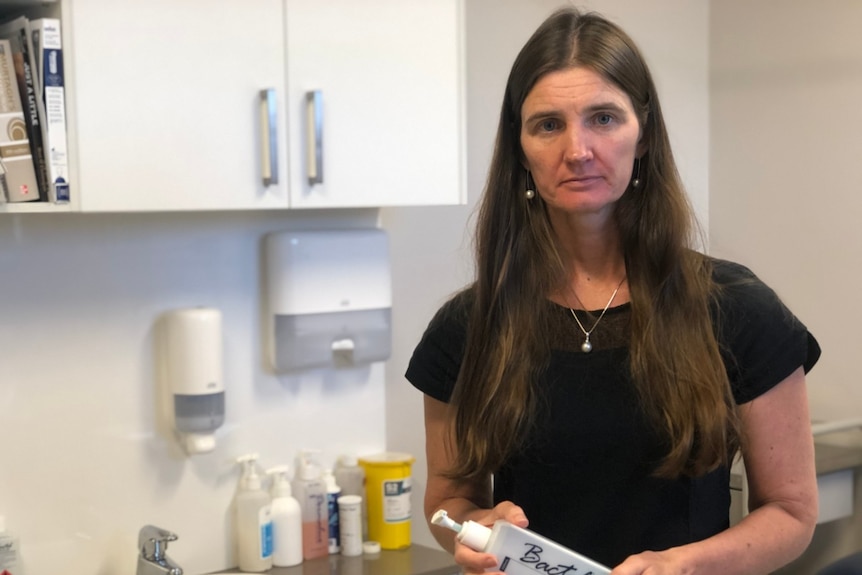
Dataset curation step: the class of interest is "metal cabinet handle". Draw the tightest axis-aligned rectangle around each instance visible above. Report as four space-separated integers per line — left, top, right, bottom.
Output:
259 88 278 186
306 90 323 185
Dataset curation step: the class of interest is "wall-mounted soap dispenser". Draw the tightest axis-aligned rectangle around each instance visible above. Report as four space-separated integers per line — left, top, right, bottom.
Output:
264 229 391 373
164 307 225 454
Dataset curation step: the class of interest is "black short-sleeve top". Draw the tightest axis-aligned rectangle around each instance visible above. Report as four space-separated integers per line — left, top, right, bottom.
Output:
405 258 820 568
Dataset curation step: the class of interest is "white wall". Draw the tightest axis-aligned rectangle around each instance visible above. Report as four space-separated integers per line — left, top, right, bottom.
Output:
0 210 389 575
710 0 862 420
383 0 710 551
710 1 862 571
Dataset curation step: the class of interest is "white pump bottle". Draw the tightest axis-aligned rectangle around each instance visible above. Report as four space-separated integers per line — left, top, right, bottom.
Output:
432 509 610 575
266 466 303 567
235 454 273 572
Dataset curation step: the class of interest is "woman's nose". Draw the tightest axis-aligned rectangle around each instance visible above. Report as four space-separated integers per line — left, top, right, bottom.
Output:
565 128 592 162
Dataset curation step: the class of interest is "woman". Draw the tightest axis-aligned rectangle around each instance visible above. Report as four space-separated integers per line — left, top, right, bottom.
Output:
406 7 821 575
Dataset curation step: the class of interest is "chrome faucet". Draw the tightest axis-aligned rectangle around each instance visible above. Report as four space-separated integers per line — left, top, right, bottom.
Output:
138 525 183 575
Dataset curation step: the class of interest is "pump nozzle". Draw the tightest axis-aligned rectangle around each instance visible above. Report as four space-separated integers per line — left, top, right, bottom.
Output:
265 464 289 477
265 465 293 497
237 453 260 465
296 448 323 480
431 509 462 533
236 453 262 490
431 509 492 551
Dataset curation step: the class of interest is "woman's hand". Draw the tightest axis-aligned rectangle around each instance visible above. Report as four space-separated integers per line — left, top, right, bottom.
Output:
609 548 690 575
452 501 529 575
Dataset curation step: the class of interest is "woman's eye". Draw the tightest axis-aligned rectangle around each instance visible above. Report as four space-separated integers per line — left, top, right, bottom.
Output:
539 119 559 132
595 114 614 126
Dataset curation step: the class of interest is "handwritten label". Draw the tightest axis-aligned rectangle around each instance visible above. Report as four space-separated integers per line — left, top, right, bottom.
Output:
499 542 594 575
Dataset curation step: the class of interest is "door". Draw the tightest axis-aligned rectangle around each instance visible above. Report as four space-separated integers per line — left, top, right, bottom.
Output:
285 0 465 208
69 0 288 211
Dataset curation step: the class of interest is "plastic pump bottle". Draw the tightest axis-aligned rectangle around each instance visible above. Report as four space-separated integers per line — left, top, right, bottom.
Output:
266 466 303 567
323 468 342 554
292 449 328 560
431 509 611 575
235 454 273 572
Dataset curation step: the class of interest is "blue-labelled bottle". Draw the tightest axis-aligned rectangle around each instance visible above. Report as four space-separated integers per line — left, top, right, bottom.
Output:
432 509 611 575
323 468 341 554
235 453 274 572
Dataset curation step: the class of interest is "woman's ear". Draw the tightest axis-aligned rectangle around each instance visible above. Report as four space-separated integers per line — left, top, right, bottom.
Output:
636 113 649 158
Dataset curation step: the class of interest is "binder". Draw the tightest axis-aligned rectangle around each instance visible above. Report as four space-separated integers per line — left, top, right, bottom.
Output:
0 38 40 203
30 17 70 203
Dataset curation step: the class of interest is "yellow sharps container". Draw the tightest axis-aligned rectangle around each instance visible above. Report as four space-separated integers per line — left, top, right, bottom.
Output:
359 452 415 549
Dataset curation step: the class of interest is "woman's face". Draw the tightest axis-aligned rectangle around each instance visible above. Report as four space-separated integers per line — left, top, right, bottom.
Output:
520 66 642 219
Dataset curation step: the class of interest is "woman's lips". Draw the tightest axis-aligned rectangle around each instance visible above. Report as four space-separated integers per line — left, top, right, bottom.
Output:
560 176 602 188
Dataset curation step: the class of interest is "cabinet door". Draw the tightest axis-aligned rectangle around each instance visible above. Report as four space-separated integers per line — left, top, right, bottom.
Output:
285 0 465 208
68 0 288 211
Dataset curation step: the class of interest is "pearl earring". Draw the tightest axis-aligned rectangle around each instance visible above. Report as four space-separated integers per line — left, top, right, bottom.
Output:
631 158 642 188
525 170 536 200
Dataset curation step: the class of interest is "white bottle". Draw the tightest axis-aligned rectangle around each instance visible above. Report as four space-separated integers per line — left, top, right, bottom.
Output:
0 516 20 574
431 509 611 575
334 454 367 539
266 466 303 567
323 469 342 554
338 495 363 557
291 449 328 560
235 454 273 572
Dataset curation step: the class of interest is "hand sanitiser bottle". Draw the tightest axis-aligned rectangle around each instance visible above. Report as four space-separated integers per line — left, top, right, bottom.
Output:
266 466 303 567
235 454 273 572
432 509 611 575
292 449 328 560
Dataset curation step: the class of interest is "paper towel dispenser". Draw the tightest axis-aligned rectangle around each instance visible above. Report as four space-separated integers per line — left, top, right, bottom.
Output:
264 229 392 372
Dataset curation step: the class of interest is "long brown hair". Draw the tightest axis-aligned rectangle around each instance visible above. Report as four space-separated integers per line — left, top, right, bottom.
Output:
448 8 739 481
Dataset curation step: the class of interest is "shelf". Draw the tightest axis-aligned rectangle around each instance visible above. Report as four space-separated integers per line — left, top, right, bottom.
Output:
0 202 74 214
0 0 57 6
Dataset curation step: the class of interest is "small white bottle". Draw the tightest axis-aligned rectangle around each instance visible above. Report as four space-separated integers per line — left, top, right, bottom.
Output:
235 454 273 572
338 495 363 557
431 509 611 575
323 469 342 554
0 516 20 574
334 454 367 539
292 449 328 560
266 466 303 567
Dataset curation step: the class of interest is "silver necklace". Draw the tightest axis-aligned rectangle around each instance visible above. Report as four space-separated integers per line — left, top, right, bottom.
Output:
569 277 626 353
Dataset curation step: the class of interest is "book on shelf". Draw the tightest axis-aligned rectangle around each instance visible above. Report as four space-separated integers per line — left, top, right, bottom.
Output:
0 15 49 202
0 38 40 203
29 16 69 203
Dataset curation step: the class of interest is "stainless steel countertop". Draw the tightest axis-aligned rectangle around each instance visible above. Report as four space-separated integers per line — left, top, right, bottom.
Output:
814 441 862 474
215 544 459 575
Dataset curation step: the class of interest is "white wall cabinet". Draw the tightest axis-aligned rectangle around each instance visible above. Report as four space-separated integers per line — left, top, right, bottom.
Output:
68 0 289 212
0 0 465 213
285 0 465 208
